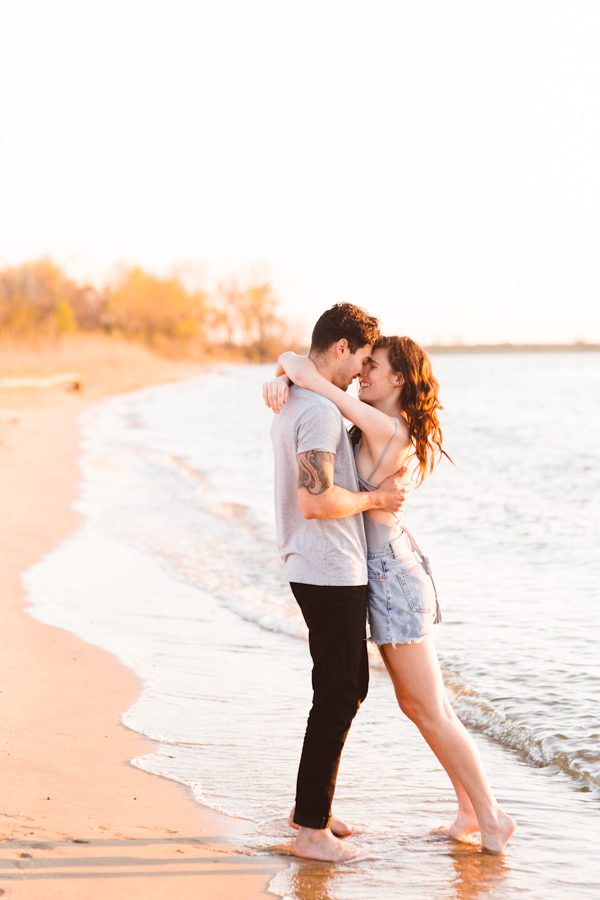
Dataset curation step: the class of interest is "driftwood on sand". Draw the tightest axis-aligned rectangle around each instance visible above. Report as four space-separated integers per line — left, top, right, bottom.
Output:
0 372 83 391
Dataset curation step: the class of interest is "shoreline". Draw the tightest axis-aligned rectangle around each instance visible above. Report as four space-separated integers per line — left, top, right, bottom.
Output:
0 345 282 897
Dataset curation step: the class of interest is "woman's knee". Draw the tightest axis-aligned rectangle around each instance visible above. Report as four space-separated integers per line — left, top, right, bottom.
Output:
393 685 451 727
414 700 456 734
394 690 417 722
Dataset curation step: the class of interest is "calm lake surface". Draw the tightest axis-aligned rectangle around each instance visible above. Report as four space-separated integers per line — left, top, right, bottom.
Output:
25 353 600 898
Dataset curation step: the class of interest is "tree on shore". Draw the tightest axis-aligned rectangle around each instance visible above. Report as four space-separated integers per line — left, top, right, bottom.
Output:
213 276 288 358
0 258 293 360
105 266 208 346
0 259 81 337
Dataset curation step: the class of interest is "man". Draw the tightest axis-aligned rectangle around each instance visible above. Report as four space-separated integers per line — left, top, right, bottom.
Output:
270 303 406 861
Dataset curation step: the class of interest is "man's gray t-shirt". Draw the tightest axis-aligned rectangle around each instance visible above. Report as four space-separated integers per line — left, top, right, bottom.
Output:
271 386 368 586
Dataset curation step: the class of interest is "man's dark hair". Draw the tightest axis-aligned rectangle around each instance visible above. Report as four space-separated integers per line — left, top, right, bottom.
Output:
310 303 380 354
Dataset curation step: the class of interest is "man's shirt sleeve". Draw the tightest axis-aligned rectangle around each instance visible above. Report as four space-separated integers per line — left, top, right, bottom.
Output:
296 404 340 456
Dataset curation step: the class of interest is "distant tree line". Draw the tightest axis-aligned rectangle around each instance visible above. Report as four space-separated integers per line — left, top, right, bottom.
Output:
0 259 293 360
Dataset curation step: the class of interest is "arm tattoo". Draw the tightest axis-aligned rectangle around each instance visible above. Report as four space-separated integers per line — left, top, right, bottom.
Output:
297 450 335 495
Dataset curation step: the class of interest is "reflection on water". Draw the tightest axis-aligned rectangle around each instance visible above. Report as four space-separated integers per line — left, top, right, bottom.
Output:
447 842 510 900
267 831 512 900
279 858 352 900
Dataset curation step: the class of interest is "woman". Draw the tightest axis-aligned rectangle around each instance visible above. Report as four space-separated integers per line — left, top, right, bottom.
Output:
263 336 516 853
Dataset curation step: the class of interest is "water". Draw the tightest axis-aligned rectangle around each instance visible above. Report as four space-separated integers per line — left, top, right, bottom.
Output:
24 354 600 897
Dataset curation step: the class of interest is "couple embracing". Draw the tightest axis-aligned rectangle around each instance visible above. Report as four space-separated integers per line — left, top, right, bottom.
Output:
263 303 515 862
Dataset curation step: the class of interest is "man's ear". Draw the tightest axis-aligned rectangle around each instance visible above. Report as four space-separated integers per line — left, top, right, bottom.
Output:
336 338 349 357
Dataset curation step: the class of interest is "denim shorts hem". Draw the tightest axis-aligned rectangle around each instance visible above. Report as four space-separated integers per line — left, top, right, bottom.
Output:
369 629 434 648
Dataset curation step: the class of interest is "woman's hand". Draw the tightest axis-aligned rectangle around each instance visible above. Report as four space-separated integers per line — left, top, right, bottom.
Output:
263 375 290 414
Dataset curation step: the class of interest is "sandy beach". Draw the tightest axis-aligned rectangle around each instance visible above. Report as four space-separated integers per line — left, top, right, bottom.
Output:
0 337 282 898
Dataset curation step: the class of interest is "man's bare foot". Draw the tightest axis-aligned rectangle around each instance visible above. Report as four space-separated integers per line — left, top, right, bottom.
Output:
288 806 355 838
293 826 360 862
480 810 517 854
442 809 480 843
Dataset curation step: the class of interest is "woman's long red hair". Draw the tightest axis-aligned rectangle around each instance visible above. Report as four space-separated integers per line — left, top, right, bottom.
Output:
375 335 451 483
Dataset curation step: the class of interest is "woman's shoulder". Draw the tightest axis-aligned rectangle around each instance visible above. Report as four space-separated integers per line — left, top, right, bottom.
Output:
365 414 410 450
394 414 410 443
360 415 411 469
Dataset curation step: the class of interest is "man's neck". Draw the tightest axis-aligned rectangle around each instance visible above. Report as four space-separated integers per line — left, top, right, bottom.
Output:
308 350 335 384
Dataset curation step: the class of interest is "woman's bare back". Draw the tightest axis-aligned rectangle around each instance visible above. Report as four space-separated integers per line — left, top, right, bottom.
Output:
355 416 418 524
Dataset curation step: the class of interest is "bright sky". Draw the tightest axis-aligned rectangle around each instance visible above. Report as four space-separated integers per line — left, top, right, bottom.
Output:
2 0 599 343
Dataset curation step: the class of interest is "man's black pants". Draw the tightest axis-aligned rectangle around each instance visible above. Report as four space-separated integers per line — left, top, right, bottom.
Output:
290 582 369 829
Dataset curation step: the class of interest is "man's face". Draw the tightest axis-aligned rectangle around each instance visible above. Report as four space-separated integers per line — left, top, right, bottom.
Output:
332 344 372 390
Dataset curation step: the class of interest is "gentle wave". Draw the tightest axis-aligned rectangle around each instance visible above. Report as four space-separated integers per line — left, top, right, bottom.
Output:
98 415 600 796
443 669 600 792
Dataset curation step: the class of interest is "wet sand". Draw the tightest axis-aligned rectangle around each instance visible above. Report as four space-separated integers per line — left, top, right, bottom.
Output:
0 338 282 898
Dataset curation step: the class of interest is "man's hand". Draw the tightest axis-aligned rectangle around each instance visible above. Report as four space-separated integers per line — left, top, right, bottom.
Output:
372 467 407 515
263 376 290 414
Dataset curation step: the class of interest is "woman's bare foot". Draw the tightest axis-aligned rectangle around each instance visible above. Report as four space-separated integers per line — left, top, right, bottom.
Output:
444 809 480 843
289 806 355 838
480 810 517 853
293 826 360 862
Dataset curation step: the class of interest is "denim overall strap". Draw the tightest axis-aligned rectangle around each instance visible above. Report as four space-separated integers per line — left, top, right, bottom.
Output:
397 526 442 625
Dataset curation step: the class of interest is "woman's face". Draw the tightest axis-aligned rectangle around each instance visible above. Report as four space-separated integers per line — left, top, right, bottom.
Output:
358 347 401 404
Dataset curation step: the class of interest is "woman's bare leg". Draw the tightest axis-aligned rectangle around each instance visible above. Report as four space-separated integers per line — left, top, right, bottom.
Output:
379 637 516 852
378 641 479 840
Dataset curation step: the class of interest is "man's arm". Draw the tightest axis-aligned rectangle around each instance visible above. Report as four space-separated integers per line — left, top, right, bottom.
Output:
297 450 405 520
